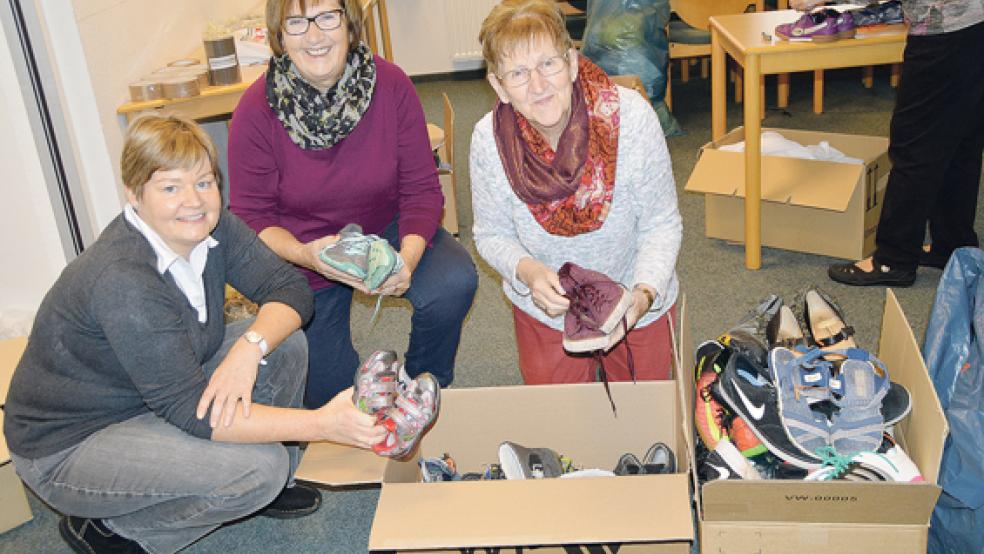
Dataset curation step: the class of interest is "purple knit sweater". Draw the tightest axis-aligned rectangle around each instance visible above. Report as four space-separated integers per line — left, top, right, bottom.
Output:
228 55 443 291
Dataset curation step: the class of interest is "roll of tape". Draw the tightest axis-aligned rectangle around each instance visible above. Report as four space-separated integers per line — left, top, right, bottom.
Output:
128 80 163 102
160 76 201 99
204 36 242 86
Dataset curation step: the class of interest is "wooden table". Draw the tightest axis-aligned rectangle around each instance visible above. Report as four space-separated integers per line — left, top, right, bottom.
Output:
710 10 905 269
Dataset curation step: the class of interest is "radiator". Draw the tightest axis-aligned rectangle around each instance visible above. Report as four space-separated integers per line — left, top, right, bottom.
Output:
446 0 498 65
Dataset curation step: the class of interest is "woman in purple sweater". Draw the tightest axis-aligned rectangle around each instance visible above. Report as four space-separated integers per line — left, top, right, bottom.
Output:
229 0 477 408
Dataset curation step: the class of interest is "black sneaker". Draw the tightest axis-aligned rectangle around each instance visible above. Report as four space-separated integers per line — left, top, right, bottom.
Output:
697 439 761 481
260 482 322 519
713 350 822 469
59 516 148 554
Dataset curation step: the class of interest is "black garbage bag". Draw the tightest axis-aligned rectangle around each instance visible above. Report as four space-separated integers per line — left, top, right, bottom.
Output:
581 0 683 136
923 247 984 554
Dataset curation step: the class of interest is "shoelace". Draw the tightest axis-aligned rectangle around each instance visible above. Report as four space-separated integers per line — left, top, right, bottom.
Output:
592 316 635 416
815 445 853 480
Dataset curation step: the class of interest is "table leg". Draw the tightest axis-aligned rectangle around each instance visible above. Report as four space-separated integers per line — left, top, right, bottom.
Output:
813 69 824 114
777 73 789 108
711 27 726 141
743 54 762 270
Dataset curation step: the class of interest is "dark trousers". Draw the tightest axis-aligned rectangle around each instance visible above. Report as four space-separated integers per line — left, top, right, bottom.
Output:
302 221 477 408
874 20 984 270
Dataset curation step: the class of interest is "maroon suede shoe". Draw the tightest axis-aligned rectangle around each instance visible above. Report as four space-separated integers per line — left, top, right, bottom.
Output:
557 262 633 353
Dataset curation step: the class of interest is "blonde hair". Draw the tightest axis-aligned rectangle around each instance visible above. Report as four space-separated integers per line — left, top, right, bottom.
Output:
266 0 364 57
479 0 573 76
121 115 220 198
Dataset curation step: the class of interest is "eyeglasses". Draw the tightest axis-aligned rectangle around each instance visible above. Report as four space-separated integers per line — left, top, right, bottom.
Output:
496 54 569 88
284 9 344 36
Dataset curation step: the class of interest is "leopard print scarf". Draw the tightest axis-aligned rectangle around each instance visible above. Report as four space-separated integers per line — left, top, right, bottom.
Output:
266 42 376 150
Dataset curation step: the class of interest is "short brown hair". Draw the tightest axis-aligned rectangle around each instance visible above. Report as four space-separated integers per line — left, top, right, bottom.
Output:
266 0 364 57
479 0 573 76
121 115 221 198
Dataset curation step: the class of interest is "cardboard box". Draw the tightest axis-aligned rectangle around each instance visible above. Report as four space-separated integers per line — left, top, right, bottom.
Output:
684 127 891 260
684 290 948 554
0 337 34 533
297 303 694 552
0 411 33 534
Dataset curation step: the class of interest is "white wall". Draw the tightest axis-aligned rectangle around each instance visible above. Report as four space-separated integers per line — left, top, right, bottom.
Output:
0 19 69 312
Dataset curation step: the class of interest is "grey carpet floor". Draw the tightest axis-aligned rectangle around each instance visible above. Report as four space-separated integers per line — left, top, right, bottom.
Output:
2 66 980 553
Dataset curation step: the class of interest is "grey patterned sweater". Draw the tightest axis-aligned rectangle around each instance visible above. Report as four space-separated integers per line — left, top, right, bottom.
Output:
470 85 682 331
4 210 313 459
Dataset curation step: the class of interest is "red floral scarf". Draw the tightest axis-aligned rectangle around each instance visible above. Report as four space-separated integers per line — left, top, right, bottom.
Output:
493 56 620 236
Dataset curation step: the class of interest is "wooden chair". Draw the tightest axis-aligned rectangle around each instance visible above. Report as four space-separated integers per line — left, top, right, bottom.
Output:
666 0 764 111
362 0 392 61
436 93 459 235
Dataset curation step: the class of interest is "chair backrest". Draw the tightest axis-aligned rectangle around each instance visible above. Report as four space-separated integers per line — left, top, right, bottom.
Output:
441 92 455 182
361 0 392 61
669 0 764 31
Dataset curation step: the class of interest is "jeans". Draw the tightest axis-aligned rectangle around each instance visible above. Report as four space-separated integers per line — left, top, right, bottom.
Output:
874 21 984 270
303 221 477 408
11 319 308 554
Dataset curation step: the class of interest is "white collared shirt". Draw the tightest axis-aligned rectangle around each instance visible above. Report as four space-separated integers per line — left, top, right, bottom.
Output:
124 204 219 323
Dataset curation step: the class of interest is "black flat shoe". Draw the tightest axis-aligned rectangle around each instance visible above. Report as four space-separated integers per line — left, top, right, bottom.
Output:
59 516 148 554
918 248 949 269
261 482 322 519
828 261 916 287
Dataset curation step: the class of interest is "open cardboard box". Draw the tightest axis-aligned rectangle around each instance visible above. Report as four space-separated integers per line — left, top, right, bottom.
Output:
684 127 890 261
0 337 34 534
297 301 695 552
683 290 947 553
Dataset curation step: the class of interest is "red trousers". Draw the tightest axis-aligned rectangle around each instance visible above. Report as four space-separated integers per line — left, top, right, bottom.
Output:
512 304 676 384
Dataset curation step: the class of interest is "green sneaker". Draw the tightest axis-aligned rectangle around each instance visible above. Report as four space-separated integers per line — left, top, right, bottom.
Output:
318 223 370 280
365 237 404 291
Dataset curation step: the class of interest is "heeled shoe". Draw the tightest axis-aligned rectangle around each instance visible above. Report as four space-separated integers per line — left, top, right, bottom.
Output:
798 288 857 350
766 304 808 350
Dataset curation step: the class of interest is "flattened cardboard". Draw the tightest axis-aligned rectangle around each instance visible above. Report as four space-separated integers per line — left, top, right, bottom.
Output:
684 127 891 260
0 337 27 405
687 290 947 553
295 440 397 486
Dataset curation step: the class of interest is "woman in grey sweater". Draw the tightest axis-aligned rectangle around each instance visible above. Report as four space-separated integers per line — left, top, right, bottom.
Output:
3 115 385 554
471 0 682 384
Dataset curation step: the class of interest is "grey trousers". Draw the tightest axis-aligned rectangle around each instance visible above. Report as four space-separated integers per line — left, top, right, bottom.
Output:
11 319 308 554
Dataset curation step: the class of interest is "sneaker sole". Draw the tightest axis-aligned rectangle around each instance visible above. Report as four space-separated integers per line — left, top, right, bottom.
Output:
58 518 93 554
562 333 610 353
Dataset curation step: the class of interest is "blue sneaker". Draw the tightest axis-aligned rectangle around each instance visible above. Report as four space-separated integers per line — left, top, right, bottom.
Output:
318 223 370 280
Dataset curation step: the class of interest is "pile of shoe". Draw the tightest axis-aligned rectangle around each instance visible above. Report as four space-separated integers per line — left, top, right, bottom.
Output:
352 350 440 459
418 441 677 482
319 223 404 291
693 288 921 484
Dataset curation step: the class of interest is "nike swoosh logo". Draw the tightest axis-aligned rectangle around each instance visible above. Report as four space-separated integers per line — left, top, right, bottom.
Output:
794 23 829 35
734 382 767 421
708 463 730 480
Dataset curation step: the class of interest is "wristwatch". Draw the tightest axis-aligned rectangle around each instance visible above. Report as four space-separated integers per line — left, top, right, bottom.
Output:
242 330 269 357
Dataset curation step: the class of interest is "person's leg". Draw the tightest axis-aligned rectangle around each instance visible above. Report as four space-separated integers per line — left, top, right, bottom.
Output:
382 222 477 386
512 305 595 383
602 305 676 382
926 23 984 262
302 285 360 408
873 24 983 269
14 413 289 554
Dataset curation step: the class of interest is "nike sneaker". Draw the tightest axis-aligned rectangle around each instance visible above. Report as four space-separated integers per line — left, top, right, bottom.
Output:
775 11 840 43
698 438 762 481
694 341 768 457
806 445 923 482
714 349 822 469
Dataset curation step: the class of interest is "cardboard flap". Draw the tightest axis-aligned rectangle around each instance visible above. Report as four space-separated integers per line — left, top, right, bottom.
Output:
369 475 693 551
701 480 939 525
295 441 390 486
878 289 948 484
420 382 682 470
685 148 863 212
0 337 28 405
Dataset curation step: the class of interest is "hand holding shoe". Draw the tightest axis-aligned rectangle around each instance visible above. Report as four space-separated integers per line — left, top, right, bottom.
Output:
306 235 372 293
517 257 570 317
318 387 388 449
602 287 652 351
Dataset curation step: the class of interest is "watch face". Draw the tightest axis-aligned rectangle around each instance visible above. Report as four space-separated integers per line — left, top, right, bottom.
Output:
244 331 262 343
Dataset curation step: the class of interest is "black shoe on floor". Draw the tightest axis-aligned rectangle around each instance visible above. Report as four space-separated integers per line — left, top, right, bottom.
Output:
261 482 322 519
59 516 148 554
918 248 949 269
828 261 916 287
